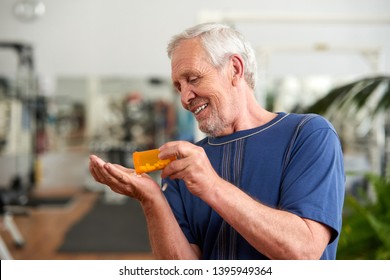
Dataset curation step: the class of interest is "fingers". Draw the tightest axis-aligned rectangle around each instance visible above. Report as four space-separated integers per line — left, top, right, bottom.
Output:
89 155 166 203
158 141 219 198
89 157 130 195
159 140 191 159
159 141 206 170
160 155 191 179
112 163 135 176
89 155 108 183
159 141 206 178
104 163 130 184
89 157 123 186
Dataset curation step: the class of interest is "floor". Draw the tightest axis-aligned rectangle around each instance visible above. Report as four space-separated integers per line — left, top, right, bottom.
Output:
0 186 154 260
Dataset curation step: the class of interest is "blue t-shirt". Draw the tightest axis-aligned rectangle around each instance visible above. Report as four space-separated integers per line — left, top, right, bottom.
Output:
163 112 345 259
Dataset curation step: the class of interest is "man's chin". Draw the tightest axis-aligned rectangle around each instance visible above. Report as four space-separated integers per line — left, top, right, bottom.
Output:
198 125 213 137
199 124 222 138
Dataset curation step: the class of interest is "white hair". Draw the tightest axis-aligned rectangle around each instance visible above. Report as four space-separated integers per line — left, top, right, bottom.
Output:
167 22 258 89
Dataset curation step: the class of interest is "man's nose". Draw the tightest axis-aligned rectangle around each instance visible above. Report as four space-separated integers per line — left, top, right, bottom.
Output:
180 84 196 106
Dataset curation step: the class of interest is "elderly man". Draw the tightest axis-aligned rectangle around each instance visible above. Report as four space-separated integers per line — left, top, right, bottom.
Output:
89 22 345 260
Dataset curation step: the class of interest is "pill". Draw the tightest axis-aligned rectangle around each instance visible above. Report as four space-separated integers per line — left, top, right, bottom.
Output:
161 183 168 192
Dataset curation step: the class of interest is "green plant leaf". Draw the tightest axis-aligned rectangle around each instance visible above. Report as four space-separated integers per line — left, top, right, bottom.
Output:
337 173 390 259
373 80 390 114
366 213 390 250
304 75 390 116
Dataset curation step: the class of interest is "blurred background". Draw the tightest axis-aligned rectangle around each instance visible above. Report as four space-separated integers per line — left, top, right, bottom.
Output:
0 0 389 260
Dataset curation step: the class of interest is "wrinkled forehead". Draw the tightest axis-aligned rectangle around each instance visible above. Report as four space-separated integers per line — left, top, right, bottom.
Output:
170 38 210 79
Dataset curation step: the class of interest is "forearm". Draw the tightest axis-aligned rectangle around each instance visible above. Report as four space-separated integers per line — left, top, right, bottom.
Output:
203 178 329 259
141 193 200 260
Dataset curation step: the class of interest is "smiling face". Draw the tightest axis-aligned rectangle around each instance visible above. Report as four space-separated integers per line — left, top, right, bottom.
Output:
171 38 240 137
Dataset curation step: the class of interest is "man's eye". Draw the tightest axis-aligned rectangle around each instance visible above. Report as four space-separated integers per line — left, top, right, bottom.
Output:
188 77 198 83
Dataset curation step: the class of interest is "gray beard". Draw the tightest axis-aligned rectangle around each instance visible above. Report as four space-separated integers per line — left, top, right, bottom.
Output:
198 113 228 138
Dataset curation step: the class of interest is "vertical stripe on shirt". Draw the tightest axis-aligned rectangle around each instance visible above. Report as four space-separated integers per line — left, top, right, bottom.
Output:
215 138 245 259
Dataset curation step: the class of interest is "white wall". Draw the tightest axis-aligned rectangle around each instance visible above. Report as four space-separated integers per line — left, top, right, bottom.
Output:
1 0 389 187
1 0 390 83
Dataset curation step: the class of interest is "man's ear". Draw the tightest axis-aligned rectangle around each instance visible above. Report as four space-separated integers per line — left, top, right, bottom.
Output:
230 54 244 86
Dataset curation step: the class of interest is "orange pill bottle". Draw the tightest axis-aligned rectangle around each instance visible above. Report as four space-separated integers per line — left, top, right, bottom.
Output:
132 149 176 174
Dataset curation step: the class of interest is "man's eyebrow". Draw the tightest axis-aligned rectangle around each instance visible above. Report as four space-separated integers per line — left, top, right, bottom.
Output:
178 70 195 78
